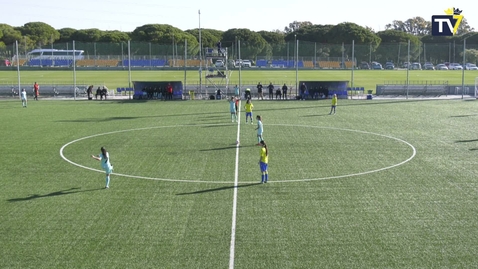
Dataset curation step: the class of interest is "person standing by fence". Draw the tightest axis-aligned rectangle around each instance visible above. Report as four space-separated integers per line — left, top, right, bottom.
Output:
166 83 173 100
282 83 288 100
268 82 274 100
33 82 39 100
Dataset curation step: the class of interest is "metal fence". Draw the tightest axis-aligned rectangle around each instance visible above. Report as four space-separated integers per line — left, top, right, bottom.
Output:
2 40 478 67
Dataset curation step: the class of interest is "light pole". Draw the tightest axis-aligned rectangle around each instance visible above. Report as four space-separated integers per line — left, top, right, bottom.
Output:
461 32 478 99
294 34 297 68
198 10 202 93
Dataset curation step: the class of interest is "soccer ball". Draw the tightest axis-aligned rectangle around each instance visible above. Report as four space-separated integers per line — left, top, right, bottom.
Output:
236 140 240 145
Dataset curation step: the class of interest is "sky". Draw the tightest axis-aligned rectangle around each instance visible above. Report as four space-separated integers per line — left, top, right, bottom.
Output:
1 0 476 33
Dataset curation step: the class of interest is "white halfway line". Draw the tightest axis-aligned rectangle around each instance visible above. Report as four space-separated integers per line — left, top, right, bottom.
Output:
229 100 241 269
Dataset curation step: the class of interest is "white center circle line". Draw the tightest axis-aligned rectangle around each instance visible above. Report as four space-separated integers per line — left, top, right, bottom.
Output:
59 124 416 184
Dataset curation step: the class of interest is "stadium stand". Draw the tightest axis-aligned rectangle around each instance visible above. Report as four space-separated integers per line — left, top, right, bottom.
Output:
303 61 314 68
11 59 27 66
76 59 119 67
318 61 340 69
121 59 168 67
256 59 267 67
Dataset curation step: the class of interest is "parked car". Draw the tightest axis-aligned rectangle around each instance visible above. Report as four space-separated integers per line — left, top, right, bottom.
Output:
359 61 370 69
385 62 395 70
465 63 478 70
410 62 421 70
424 63 435 70
449 63 463 70
241 59 252 68
215 59 224 67
371 61 383 69
435 64 448 70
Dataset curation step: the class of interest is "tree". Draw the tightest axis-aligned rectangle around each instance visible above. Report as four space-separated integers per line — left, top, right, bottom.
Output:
385 17 430 36
456 18 475 35
257 31 285 58
18 22 59 47
185 28 223 48
131 24 199 56
375 30 421 63
325 22 381 62
284 21 312 33
221 28 268 60
58 28 76 43
99 31 130 43
463 49 478 64
71 29 103 42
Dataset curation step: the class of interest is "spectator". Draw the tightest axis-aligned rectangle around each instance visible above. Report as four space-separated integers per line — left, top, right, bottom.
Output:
300 83 307 100
275 87 282 100
282 83 288 100
245 88 251 100
33 82 39 100
95 87 103 100
101 86 108 100
216 89 222 100
257 82 263 100
267 82 274 100
87 85 93 100
166 83 173 100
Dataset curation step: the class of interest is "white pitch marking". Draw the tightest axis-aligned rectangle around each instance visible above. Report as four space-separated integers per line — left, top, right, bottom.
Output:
60 124 416 184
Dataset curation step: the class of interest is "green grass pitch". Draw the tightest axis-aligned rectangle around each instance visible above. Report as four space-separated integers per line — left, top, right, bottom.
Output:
1 95 478 268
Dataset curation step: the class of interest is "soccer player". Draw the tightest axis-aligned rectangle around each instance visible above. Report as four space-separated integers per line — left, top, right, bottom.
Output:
20 89 27 107
229 96 237 122
329 94 337 115
244 99 254 124
91 147 114 189
258 140 269 183
255 115 263 145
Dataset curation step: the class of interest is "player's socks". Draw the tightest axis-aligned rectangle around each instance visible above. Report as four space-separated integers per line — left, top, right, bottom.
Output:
265 173 268 183
105 176 110 188
261 174 265 183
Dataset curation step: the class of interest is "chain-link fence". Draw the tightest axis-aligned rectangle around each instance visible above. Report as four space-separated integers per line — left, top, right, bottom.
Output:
2 40 478 68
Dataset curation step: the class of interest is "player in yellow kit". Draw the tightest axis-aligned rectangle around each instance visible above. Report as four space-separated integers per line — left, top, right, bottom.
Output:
244 99 254 124
259 140 269 183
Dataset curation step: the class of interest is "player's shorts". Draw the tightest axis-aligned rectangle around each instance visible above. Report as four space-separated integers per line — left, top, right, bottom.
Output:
246 112 252 117
260 162 268 172
103 166 113 174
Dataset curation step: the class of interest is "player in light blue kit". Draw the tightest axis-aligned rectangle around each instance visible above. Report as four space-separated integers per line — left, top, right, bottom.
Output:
255 115 263 145
91 147 114 189
229 96 238 122
20 89 27 107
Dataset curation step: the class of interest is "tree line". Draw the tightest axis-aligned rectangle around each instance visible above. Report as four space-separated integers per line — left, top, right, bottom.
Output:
0 17 477 64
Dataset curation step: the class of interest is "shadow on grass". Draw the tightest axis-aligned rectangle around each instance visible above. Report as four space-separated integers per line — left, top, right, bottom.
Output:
176 183 262 195
7 187 102 202
451 114 478 118
301 114 331 117
455 139 478 143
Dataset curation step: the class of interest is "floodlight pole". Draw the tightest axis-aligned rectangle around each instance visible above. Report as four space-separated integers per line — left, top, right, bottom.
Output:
295 38 298 97
198 10 202 94
462 37 466 99
461 33 478 99
15 40 21 96
351 40 355 99
406 40 410 99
